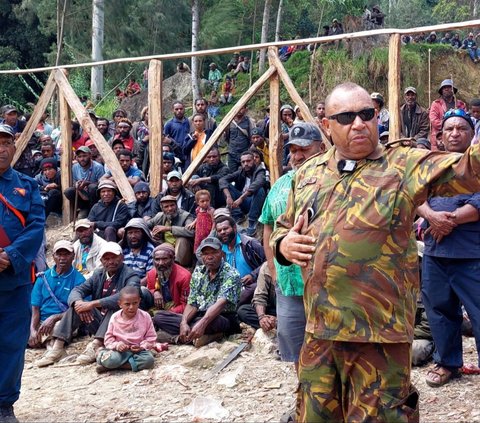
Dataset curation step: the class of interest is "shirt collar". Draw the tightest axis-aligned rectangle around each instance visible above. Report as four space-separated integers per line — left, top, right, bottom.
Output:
0 167 13 181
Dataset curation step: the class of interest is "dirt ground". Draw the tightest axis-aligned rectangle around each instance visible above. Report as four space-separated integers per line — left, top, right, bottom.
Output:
15 336 480 422
17 223 479 423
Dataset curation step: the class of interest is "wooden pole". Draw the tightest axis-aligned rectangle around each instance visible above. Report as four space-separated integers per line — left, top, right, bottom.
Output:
428 49 432 106
54 69 135 203
12 72 56 165
268 47 332 149
148 59 163 197
182 65 277 184
388 33 401 140
59 87 73 225
268 48 282 184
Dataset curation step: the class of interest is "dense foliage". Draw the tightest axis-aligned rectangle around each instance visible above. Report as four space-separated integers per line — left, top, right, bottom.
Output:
1 0 478 106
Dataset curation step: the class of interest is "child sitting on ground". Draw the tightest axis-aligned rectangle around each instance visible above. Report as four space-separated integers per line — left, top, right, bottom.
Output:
187 190 215 252
96 286 157 373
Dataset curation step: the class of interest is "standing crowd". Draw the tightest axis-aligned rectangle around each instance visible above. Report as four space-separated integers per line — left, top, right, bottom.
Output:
1 71 480 423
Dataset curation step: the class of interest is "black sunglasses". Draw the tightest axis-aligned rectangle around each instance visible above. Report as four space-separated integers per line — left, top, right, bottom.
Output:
327 108 376 125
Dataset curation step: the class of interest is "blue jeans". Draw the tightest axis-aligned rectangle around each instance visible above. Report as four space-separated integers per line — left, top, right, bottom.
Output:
0 284 31 406
422 255 480 368
468 48 480 61
227 185 266 222
97 349 154 372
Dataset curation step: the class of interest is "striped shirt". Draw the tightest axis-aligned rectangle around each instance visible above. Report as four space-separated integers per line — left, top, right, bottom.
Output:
123 242 154 278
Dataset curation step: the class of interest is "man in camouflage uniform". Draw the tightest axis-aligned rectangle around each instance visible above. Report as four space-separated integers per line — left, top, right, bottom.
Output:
272 82 480 422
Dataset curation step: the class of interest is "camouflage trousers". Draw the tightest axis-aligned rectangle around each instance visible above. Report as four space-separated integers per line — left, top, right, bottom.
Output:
296 335 419 423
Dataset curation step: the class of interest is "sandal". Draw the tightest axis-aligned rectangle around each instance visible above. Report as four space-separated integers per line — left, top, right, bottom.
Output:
425 364 461 387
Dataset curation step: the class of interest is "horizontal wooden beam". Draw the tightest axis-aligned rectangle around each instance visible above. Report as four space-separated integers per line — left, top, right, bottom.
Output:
182 65 277 184
2 19 480 75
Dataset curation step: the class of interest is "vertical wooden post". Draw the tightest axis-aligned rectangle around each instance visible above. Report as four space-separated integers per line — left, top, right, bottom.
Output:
148 59 163 197
268 47 282 184
388 33 401 140
59 87 73 225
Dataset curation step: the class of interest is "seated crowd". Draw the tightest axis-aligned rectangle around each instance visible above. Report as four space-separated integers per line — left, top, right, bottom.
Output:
1 75 479 392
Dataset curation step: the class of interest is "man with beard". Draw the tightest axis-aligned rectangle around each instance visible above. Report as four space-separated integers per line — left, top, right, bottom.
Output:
35 242 141 367
219 150 267 236
64 146 105 215
113 118 135 152
153 237 240 347
188 147 229 208
224 105 256 171
189 98 217 132
101 149 143 188
148 244 191 341
127 182 155 220
71 121 90 151
87 180 130 241
29 241 85 348
164 101 190 164
400 87 429 141
250 128 270 169
147 196 194 268
215 216 265 306
151 170 196 216
73 219 107 278
429 79 466 150
120 218 155 279
259 122 325 423
96 117 112 143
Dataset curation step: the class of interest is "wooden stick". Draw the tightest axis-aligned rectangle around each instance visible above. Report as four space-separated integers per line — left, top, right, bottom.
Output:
428 49 432 107
148 59 163 197
268 47 282 184
182 65 277 184
2 19 480 75
59 85 73 225
268 47 332 149
388 34 401 140
54 69 135 203
12 72 56 165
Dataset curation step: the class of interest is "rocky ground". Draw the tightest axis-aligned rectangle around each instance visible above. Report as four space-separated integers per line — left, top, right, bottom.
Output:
19 220 479 423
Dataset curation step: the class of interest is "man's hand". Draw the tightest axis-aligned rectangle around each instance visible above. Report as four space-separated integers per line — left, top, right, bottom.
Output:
116 342 129 352
188 319 207 341
28 329 41 347
226 196 234 209
152 226 170 236
154 291 164 309
426 210 457 235
179 321 191 343
232 197 244 209
0 249 11 272
74 301 95 323
259 315 277 332
241 274 254 286
278 215 315 267
38 315 59 336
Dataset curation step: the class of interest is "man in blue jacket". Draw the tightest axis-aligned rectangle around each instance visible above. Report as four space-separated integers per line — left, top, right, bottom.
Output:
0 124 45 422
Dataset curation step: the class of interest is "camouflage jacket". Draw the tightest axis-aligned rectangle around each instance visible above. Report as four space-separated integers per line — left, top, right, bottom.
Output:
272 144 480 343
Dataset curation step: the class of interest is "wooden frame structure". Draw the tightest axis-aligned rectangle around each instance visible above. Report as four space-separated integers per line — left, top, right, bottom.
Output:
7 19 480 224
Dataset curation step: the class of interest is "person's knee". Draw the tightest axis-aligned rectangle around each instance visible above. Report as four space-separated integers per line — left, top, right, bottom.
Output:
411 339 434 366
136 352 155 370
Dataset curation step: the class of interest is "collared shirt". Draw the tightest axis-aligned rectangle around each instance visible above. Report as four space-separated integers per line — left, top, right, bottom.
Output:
123 242 154 278
31 266 85 321
259 171 303 296
272 144 480 344
164 117 190 147
222 234 253 278
188 260 240 312
424 193 480 258
72 160 105 183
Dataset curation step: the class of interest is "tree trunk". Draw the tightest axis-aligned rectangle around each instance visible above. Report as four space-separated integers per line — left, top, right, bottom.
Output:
191 0 201 101
259 0 271 74
275 0 283 42
91 0 104 101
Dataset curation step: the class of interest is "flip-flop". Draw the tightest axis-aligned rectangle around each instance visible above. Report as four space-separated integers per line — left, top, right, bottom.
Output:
426 364 461 387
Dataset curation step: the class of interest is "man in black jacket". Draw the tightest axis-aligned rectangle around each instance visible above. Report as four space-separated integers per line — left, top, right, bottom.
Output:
87 180 130 241
219 150 267 236
151 170 196 216
35 242 140 367
188 147 229 208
